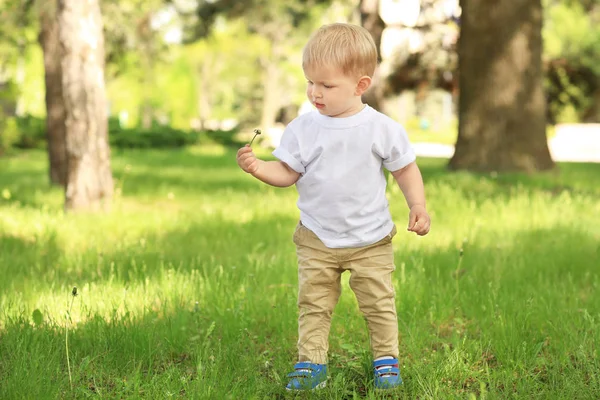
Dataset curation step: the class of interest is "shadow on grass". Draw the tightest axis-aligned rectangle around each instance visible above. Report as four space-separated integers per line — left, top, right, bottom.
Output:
0 233 63 293
0 168 64 209
0 148 270 208
3 148 600 209
0 214 300 294
117 170 265 197
111 147 238 169
64 157 600 203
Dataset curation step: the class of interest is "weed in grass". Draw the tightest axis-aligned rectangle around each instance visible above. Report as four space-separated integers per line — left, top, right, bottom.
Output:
65 286 78 390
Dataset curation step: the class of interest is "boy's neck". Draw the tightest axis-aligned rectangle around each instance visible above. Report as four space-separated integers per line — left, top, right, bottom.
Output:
313 104 373 129
330 102 366 118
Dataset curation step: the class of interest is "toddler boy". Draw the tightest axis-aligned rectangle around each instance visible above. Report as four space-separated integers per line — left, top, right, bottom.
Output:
236 23 430 391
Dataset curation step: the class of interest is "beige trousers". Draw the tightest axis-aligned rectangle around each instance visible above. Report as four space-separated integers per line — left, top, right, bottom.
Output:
293 223 399 364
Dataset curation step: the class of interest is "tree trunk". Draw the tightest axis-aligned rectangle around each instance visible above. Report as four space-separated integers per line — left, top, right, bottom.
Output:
57 0 113 211
15 43 26 117
197 56 212 130
260 58 280 130
259 38 283 131
39 5 67 187
140 104 153 129
360 0 386 111
449 0 554 172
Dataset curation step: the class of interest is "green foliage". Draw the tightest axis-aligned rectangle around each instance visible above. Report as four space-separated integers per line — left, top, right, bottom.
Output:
179 0 333 42
18 44 46 117
0 0 45 120
544 1 600 73
543 0 600 122
101 0 167 79
172 0 332 128
0 148 599 397
109 126 200 149
0 112 45 154
0 113 20 155
0 0 38 63
107 125 246 149
105 18 273 129
181 20 271 125
203 128 244 147
14 114 46 149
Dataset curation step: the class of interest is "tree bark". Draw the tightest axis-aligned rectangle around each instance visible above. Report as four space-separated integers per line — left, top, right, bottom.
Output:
197 55 212 130
260 55 280 130
449 0 554 172
259 37 284 131
39 4 67 187
57 0 113 211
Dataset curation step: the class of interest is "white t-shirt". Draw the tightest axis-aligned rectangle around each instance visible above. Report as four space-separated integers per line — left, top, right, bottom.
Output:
272 105 416 248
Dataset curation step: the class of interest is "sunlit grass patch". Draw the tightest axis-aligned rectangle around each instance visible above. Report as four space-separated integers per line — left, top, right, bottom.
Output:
1 148 599 398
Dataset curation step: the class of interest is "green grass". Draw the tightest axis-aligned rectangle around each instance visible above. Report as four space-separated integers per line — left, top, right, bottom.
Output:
1 146 599 399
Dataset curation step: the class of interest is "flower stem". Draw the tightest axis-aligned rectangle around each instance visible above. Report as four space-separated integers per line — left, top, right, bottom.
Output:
249 129 261 146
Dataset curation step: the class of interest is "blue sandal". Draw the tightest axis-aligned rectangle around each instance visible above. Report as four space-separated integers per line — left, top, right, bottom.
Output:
285 362 327 391
373 358 403 390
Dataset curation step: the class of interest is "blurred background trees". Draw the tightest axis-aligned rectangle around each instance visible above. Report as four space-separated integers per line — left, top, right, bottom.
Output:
1 0 599 175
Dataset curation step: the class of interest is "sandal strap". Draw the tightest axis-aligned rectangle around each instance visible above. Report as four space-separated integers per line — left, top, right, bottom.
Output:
374 366 400 377
287 371 312 378
373 358 399 368
293 361 319 371
287 362 326 379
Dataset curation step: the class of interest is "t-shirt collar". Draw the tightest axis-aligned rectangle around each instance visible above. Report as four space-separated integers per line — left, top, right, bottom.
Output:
312 104 374 129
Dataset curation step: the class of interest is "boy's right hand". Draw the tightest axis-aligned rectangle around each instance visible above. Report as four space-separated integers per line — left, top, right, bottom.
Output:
237 145 260 174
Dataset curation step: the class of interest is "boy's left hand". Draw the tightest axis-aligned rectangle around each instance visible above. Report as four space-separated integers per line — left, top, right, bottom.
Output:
407 205 430 236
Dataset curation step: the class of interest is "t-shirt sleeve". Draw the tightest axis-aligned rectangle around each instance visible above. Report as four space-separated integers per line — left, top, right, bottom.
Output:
272 125 305 174
379 124 417 172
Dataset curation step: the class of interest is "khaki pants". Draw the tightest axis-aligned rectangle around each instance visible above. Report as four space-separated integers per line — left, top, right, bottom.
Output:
293 223 399 365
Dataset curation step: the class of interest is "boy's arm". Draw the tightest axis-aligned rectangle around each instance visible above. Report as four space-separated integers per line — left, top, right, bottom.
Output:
252 160 300 187
391 162 430 236
237 145 300 187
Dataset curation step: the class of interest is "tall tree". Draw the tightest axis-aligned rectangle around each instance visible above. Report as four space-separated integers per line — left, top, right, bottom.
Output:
57 0 113 211
449 0 554 172
39 2 67 187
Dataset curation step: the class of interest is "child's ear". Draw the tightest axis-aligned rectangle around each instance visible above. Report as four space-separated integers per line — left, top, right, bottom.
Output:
355 76 372 96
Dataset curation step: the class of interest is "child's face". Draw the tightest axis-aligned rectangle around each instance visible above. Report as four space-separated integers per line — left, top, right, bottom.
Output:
304 65 365 118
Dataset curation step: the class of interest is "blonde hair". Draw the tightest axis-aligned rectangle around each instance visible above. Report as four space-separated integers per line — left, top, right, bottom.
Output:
303 23 378 78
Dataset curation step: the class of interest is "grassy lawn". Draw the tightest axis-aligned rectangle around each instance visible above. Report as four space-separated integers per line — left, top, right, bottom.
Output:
1 146 599 399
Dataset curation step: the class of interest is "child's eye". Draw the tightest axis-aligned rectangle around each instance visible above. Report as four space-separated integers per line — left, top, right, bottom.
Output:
324 85 333 89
